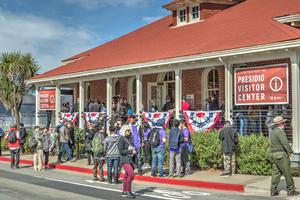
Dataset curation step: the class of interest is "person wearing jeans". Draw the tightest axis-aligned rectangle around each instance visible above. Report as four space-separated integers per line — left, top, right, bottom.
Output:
5 124 21 169
168 119 184 177
118 125 136 199
151 125 167 178
57 124 72 163
104 126 120 184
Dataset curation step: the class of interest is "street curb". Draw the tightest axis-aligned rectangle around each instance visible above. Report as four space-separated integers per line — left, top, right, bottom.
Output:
0 157 245 192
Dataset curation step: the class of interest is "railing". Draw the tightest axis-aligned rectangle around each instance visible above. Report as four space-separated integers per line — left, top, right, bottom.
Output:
231 109 292 140
0 112 56 130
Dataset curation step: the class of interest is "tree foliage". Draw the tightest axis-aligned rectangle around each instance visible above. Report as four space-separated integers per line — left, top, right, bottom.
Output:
0 51 39 126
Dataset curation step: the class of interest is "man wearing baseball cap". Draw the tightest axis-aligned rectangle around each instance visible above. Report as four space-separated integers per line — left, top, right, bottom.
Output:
270 116 299 196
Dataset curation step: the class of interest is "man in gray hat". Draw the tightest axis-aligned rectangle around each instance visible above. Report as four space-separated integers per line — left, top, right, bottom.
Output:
270 116 299 196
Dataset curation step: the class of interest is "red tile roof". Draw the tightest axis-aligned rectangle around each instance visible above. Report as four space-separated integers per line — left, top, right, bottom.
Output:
34 0 300 80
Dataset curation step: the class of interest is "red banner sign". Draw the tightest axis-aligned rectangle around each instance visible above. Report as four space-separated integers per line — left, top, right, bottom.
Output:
40 90 56 110
234 64 288 105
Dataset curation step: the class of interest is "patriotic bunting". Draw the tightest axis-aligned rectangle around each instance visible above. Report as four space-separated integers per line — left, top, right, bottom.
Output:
183 111 221 133
83 112 106 127
143 111 173 129
60 112 78 125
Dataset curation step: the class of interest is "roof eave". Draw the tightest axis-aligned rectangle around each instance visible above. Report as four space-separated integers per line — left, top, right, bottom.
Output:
28 38 300 85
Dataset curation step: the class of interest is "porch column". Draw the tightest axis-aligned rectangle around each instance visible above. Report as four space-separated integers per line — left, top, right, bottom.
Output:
224 63 233 122
79 81 85 129
175 69 182 119
35 86 40 126
106 78 112 132
136 74 143 114
291 52 300 155
55 84 61 125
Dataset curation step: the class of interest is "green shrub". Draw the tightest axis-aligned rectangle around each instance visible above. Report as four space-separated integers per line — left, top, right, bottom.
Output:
191 131 272 176
191 131 222 170
237 134 272 175
1 137 8 151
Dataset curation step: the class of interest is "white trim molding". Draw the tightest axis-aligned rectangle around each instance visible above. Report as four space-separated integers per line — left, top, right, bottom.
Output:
28 39 300 86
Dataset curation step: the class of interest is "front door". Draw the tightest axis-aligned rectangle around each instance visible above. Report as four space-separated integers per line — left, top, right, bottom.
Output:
147 82 166 111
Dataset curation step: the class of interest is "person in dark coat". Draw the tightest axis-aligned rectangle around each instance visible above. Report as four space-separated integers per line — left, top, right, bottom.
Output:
66 122 75 157
19 123 27 154
209 95 219 111
219 121 238 177
118 124 136 199
85 124 95 165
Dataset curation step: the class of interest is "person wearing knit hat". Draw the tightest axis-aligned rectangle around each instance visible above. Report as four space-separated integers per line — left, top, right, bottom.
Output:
270 116 299 196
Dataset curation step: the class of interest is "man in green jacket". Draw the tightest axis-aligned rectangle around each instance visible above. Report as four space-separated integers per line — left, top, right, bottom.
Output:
270 116 299 196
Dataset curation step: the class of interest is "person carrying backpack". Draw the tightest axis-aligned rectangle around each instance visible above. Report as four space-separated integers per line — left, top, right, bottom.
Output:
92 126 106 182
142 122 152 169
5 124 20 169
180 120 192 176
104 126 120 184
85 124 95 165
42 127 51 169
150 119 167 178
57 123 72 163
32 126 44 171
19 123 27 154
168 119 184 178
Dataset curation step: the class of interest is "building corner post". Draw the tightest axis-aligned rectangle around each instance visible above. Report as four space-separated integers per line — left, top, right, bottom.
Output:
175 69 182 119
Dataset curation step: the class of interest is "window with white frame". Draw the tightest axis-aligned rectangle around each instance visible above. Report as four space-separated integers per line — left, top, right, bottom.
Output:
114 80 120 96
179 9 186 23
207 69 219 99
192 5 199 20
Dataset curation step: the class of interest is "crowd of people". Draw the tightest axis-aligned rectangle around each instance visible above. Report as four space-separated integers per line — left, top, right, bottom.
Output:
2 113 192 199
2 96 300 197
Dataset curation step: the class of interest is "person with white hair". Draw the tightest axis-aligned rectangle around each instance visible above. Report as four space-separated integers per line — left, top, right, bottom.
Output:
118 124 136 199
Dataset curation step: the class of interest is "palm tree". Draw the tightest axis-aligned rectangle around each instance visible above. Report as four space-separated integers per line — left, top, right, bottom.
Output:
0 52 39 127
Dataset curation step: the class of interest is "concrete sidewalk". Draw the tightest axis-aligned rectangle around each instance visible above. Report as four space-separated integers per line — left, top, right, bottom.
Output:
0 152 299 196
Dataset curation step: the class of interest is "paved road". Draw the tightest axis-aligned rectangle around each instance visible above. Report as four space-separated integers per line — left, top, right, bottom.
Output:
0 162 294 200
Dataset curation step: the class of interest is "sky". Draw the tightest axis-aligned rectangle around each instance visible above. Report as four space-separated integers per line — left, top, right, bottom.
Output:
0 0 171 73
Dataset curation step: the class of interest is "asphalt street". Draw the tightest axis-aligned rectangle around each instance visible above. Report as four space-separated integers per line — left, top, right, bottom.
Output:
0 162 296 200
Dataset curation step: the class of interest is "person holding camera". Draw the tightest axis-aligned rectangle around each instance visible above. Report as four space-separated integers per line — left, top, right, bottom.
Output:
118 124 136 199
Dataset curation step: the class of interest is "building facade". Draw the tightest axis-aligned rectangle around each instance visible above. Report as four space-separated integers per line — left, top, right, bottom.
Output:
29 0 300 158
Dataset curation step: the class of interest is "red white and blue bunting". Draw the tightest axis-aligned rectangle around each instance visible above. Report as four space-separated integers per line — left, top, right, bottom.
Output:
143 111 173 129
83 112 106 127
183 111 221 133
60 112 78 125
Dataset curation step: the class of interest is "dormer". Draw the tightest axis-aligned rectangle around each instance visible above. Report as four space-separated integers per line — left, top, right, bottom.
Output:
274 13 300 28
163 0 243 27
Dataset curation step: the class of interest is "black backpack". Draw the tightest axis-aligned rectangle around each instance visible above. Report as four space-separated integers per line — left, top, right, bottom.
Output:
8 131 17 143
29 135 37 149
169 128 182 150
149 128 160 148
87 130 94 140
